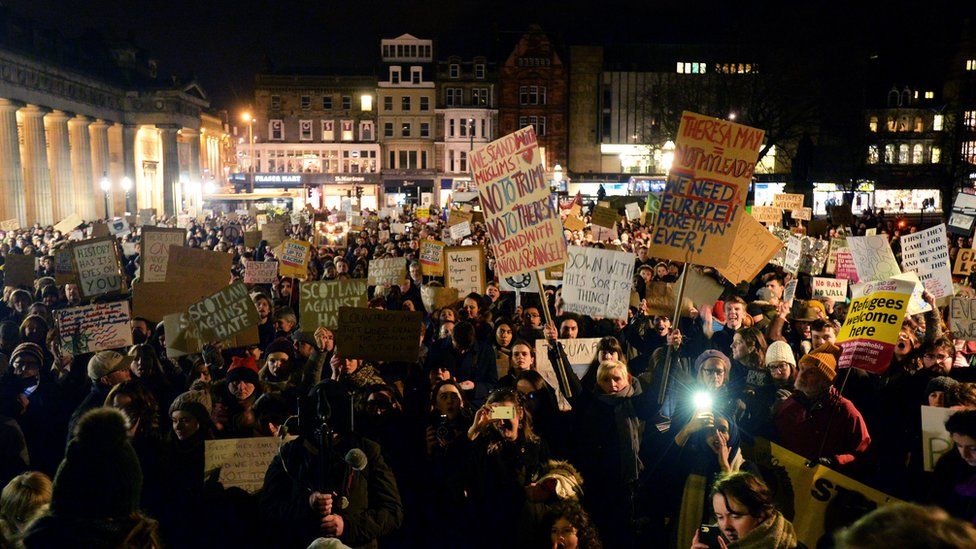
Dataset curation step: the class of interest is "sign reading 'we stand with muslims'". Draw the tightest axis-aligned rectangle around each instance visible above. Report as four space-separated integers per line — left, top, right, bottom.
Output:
471 126 567 278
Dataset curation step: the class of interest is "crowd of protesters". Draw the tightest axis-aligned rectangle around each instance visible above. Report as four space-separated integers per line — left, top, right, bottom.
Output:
0 201 976 548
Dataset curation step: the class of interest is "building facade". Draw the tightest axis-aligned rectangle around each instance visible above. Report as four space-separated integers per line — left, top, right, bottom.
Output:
434 54 497 204
498 25 568 171
378 34 437 205
248 73 381 209
0 9 233 224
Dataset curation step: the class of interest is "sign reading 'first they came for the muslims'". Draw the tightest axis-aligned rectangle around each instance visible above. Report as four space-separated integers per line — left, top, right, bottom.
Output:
471 126 567 278
649 112 765 270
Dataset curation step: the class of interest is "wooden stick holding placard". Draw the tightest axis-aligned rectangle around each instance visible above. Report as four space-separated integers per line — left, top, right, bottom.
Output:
658 252 692 405
536 269 573 400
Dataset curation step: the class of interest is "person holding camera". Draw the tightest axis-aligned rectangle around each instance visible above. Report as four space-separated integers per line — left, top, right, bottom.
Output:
260 380 402 548
691 472 799 549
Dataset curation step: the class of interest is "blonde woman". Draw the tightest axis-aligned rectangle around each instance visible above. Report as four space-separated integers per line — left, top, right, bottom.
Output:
0 471 52 544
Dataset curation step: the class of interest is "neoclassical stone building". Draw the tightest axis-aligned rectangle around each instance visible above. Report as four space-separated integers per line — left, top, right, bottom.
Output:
0 10 235 226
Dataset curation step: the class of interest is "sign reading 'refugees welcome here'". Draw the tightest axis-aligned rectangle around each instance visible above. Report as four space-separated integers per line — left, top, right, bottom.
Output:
471 126 567 279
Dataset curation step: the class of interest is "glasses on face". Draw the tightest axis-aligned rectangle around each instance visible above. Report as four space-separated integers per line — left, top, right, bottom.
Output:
924 354 951 361
769 363 791 372
525 313 540 318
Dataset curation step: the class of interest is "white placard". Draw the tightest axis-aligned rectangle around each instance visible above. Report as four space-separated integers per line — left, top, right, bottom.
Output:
921 405 954 472
847 235 901 283
624 202 642 221
784 235 803 275
811 277 848 300
899 224 953 301
561 245 634 321
449 220 472 240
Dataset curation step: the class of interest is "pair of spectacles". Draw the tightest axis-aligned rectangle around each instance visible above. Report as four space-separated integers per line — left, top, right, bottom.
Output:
924 354 950 361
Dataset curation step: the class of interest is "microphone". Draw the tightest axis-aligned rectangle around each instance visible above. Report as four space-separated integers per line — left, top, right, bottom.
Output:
339 448 368 509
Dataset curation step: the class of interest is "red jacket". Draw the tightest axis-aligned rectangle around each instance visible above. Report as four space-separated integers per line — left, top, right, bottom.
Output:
774 386 871 467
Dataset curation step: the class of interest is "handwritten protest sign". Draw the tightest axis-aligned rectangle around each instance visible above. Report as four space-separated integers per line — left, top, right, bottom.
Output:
165 246 232 290
300 279 367 331
164 311 257 358
683 270 726 307
950 297 976 341
449 220 472 240
644 192 662 226
54 247 75 285
447 209 473 227
783 235 803 275
419 240 445 276
72 237 124 297
590 205 619 229
471 126 567 278
772 193 804 211
791 207 812 221
900 224 952 302
563 214 585 232
834 249 859 282
390 222 406 234
847 235 900 282
336 307 423 362
420 286 460 311
562 246 634 321
921 406 955 472
837 275 914 373
954 248 976 276
624 202 642 221
56 301 133 355
749 440 900 549
53 213 83 234
139 227 185 283
243 261 278 284
445 246 486 298
751 205 783 225
649 112 764 269
718 214 784 283
244 230 262 248
643 282 694 318
3 254 34 288
187 281 260 343
534 338 602 411
0 218 19 231
278 239 311 279
825 237 847 274
368 257 407 286
205 437 293 493
812 277 848 301
262 222 286 247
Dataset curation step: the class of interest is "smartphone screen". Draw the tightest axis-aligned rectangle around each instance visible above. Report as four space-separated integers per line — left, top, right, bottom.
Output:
490 405 515 420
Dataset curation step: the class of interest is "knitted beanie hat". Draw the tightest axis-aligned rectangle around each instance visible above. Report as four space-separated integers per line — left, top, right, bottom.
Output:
765 340 797 368
694 350 731 375
925 376 959 398
10 342 45 368
51 408 142 519
226 355 260 385
798 342 842 382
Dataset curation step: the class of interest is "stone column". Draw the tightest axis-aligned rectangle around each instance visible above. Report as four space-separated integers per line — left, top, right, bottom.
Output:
0 99 26 225
108 123 126 215
89 119 111 218
68 115 96 220
185 128 202 211
122 124 138 213
18 104 53 226
44 110 73 222
159 124 180 217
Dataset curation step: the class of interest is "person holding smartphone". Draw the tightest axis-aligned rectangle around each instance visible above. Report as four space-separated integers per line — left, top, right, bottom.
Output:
691 472 799 549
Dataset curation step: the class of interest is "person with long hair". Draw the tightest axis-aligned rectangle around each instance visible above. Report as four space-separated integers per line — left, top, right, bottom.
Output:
545 501 603 549
692 472 798 549
0 471 51 546
580 336 626 392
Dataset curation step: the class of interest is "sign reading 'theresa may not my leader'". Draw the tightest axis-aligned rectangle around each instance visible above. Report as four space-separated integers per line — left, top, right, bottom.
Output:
471 126 567 278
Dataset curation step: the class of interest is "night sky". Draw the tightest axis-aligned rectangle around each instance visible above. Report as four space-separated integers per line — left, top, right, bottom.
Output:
5 0 972 112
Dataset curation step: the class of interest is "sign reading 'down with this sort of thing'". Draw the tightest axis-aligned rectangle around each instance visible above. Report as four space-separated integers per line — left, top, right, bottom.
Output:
337 307 423 362
72 237 125 297
299 279 368 331
187 281 260 343
471 126 567 279
649 112 765 270
561 245 634 321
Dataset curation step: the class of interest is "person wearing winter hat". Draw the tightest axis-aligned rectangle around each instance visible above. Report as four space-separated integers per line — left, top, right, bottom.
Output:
765 340 798 391
775 343 870 470
926 376 960 408
67 350 133 438
219 355 263 437
21 407 161 548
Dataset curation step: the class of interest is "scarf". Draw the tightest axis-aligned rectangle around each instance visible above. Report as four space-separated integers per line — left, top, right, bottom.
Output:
731 511 798 549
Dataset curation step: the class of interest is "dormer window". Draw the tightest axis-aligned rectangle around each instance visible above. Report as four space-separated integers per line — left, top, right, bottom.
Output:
475 64 486 79
449 64 460 79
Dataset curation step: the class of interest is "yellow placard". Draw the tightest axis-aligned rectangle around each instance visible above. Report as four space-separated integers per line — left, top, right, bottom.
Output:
277 239 311 279
837 290 908 345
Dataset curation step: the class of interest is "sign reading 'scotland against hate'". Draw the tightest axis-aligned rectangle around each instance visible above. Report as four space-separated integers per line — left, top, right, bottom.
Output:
648 112 765 270
561 245 634 321
187 281 260 343
471 126 567 278
299 279 367 331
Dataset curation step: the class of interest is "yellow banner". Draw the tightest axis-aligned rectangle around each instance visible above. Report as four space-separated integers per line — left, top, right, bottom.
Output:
278 239 311 280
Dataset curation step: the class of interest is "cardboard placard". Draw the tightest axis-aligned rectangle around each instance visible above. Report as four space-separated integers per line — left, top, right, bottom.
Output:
165 246 233 289
783 235 803 275
56 301 133 355
244 230 263 248
3 254 35 288
683 270 726 307
0 218 19 231
847 235 900 283
420 286 460 311
164 311 258 358
921 405 955 472
54 247 76 285
471 126 567 278
414 206 430 220
138 209 156 226
89 222 110 238
243 261 278 285
562 245 634 321
649 112 765 269
624 202 642 221
791 207 812 221
811 277 848 301
419 240 445 277
643 282 694 318
336 307 423 362
299 279 368 332
139 227 186 283
837 275 914 373
950 297 976 341
772 193 804 211
53 213 83 234
72 237 125 297
717 214 785 283
278 239 311 280
447 209 473 227
449 221 472 240
205 437 293 494
954 248 976 276
444 246 486 299
563 214 585 232
187 281 260 343
900 224 953 302
368 257 407 286
590 205 619 229
262 222 287 248
751 205 783 225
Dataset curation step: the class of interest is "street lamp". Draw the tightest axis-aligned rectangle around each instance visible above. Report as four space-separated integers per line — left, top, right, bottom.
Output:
99 174 111 219
241 112 255 173
553 164 563 184
120 176 132 215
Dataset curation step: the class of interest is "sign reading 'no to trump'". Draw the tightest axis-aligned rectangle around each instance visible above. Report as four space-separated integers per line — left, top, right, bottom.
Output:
471 126 567 278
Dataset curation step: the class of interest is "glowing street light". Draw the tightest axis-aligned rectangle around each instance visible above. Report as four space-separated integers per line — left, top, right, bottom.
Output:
99 174 111 218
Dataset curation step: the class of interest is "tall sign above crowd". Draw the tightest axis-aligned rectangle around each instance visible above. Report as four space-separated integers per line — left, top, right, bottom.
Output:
648 111 765 270
470 126 568 278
